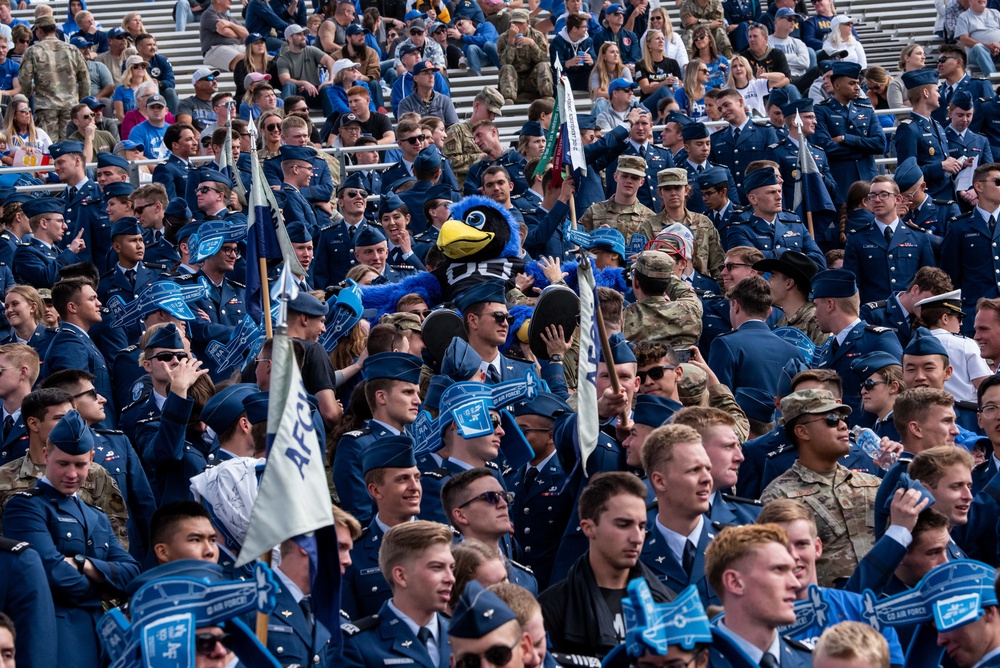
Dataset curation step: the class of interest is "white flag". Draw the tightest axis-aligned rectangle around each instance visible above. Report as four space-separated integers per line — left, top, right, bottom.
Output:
560 76 588 177
577 259 599 473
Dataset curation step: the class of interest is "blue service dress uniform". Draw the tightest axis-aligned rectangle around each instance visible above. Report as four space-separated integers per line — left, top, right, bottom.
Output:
41 323 115 424
0 407 27 467
59 179 106 270
709 626 813 668
969 93 1000 157
415 452 452 525
152 152 193 202
341 602 451 668
933 74 993 126
0 537 58 668
12 237 81 288
332 421 396 526
860 292 916 347
276 183 321 239
97 263 166 345
905 196 955 257
464 149 528 197
174 270 247 381
724 212 827 268
313 219 359 288
707 320 807 399
342 518 393 620
267 573 333 667
605 142 675 212
946 125 994 166
2 323 57 366
2 482 140 668
843 221 937 303
941 208 1000 326
894 113 959 204
813 96 886 204
710 122 779 204
117 390 161 458
141 228 181 266
92 428 156 561
263 154 335 225
683 160 739 215
814 321 904 422
0 230 19 267
763 136 840 245
640 517 720 607
709 491 763 527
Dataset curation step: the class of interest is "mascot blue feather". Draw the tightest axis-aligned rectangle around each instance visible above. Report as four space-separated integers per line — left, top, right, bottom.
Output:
359 271 442 318
522 258 629 294
502 305 534 354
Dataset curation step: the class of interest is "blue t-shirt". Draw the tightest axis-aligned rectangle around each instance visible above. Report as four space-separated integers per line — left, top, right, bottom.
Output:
0 59 18 91
112 86 138 115
128 121 169 159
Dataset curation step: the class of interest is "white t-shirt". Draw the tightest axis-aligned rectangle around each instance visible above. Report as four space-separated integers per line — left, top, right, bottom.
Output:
929 328 992 402
769 35 810 77
735 78 771 118
955 7 1000 49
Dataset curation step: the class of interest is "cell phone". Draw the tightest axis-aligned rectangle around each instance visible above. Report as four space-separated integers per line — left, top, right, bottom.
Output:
673 348 693 364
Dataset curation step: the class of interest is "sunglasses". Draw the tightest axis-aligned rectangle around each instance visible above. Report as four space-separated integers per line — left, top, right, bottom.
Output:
637 364 676 382
861 378 886 391
265 123 281 131
72 388 99 401
481 311 514 325
402 134 427 144
201 138 213 147
800 412 846 428
457 489 514 510
197 186 221 195
410 28 425 34
343 189 368 199
977 177 1000 186
132 202 154 215
201 75 217 82
79 113 94 120
456 640 520 668
195 632 233 657
149 351 189 362
131 63 148 69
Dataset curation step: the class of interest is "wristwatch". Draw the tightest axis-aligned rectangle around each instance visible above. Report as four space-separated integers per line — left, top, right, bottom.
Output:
74 554 86 573
550 354 564 362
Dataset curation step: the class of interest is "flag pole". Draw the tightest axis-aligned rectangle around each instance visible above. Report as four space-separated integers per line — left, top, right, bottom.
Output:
260 260 273 340
794 111 815 238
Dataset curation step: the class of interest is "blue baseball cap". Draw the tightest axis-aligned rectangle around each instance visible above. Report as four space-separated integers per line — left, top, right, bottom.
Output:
201 384 258 434
412 60 440 76
49 410 94 455
107 27 128 40
605 3 624 13
362 352 423 383
361 435 417 474
81 96 103 111
775 7 798 17
810 269 858 299
346 23 368 36
609 77 638 94
245 32 266 45
70 35 90 49
115 139 144 153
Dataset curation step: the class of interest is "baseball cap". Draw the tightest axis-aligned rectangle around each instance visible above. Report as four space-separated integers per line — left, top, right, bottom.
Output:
409 18 426 32
412 60 439 75
609 77 638 94
70 35 90 49
81 96 103 110
146 94 167 108
475 86 505 115
780 389 850 424
114 139 144 154
192 66 220 85
245 32 266 45
775 7 798 18
284 24 307 39
107 26 128 39
398 43 420 57
633 250 675 278
332 58 361 77
243 72 271 89
346 23 368 36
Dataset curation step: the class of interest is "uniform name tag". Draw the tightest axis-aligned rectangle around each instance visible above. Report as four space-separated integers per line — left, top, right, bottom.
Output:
360 567 381 575
268 625 294 633
57 517 80 523
385 659 416 665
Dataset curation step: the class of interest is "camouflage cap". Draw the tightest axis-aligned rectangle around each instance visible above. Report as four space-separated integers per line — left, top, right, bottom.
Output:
779 389 851 425
380 311 422 333
633 250 675 279
476 86 505 115
657 168 688 188
617 155 648 178
34 14 56 28
678 363 708 405
510 8 530 22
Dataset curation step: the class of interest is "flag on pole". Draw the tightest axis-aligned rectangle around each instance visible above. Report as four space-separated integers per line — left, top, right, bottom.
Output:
792 111 836 216
559 72 587 179
218 104 246 201
533 57 563 181
576 258 600 474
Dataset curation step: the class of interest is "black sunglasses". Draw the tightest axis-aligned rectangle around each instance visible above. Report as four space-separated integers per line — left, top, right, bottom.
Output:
861 378 886 391
402 134 427 144
201 138 213 147
343 189 368 199
638 364 676 382
72 388 99 401
457 489 514 510
457 640 520 668
265 123 281 131
801 412 846 428
132 203 155 216
196 186 221 195
195 632 233 656
481 311 514 325
150 351 189 362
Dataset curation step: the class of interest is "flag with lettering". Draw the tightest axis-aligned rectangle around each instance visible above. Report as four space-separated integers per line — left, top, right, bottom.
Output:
577 258 600 473
792 111 835 217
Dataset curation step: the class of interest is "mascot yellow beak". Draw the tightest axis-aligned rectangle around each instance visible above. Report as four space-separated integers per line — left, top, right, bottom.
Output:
437 219 496 259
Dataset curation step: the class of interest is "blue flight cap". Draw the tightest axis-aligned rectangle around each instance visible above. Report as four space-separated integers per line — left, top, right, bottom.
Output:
514 391 572 418
48 141 85 159
362 352 423 383
413 145 443 171
767 87 790 110
103 181 136 199
279 144 316 163
146 323 185 350
735 387 776 423
743 167 780 192
449 580 519 639
200 168 233 189
894 156 924 191
951 90 975 110
96 151 129 170
901 67 938 89
354 224 386 247
831 61 862 80
201 384 257 434
850 351 902 379
590 227 626 258
698 167 729 189
426 184 454 202
810 269 857 299
48 410 94 455
600 332 636 365
665 110 693 127
139 283 196 322
422 375 454 413
633 394 681 427
286 219 315 243
338 172 367 194
110 217 142 238
781 98 814 117
681 122 709 141
454 280 507 313
609 77 639 94
519 121 545 137
777 358 811 398
442 338 483 380
21 197 63 218
175 224 201 246
904 327 949 358
287 292 328 317
361 435 417 474
166 198 193 222
579 114 598 131
378 193 405 219
243 391 268 425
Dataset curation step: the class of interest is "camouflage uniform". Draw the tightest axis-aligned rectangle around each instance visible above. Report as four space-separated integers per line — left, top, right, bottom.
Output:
776 301 828 347
678 363 751 441
497 27 553 103
18 32 90 141
639 209 726 283
0 455 130 550
678 0 733 56
622 251 704 345
759 389 879 587
444 87 505 188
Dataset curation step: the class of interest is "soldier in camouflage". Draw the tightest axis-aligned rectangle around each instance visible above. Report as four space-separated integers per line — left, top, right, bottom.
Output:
679 0 733 56
622 250 704 346
760 389 881 587
753 250 828 346
579 155 658 239
497 9 554 105
676 359 751 442
18 15 91 141
444 86 505 189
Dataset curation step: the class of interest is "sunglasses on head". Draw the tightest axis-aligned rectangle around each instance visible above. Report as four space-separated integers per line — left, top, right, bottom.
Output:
803 412 846 428
456 641 520 668
402 134 427 144
194 632 234 657
150 351 188 362
637 364 676 382
457 489 514 509
861 378 886 391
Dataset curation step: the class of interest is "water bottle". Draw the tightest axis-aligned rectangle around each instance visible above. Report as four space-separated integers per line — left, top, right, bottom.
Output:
851 426 898 470
319 66 328 86
516 32 523 47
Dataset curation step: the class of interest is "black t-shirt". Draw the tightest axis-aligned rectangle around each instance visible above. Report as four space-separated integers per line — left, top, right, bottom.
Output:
597 587 627 645
635 57 682 99
296 338 336 395
741 47 791 79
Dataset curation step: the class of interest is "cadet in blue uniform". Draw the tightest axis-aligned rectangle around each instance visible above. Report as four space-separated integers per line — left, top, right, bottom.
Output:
398 145 453 235
49 141 106 270
269 534 334 666
0 536 58 668
813 62 887 205
12 197 84 289
946 91 994 168
313 173 368 289
710 89 778 203
894 157 955 259
0 189 32 267
506 392 575 590
152 123 198 204
724 168 826 268
98 181 135 275
341 520 454 668
275 144 321 240
1 410 140 668
605 111 675 212
680 122 739 215
850 351 904 441
379 193 426 272
412 184 455 263
843 171 936 303
333 352 423 525
454 281 535 384
812 269 904 422
97 218 167 344
447 582 532 668
354 225 413 285
894 68 968 208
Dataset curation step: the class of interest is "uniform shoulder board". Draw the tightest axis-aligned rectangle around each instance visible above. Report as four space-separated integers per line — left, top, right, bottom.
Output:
898 117 913 125
484 460 500 470
341 614 380 636
902 220 929 234
720 492 763 506
146 262 168 270
135 416 161 427
227 279 246 289
783 636 814 653
855 98 873 107
94 429 124 435
501 464 513 477
118 344 140 355
359 526 371 539
509 558 533 573
14 488 41 498
974 459 991 473
100 269 116 279
174 273 196 281
711 520 733 531
422 467 450 480
0 537 29 554
121 396 148 413
550 653 602 668
343 428 372 438
863 300 888 311
864 325 895 334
